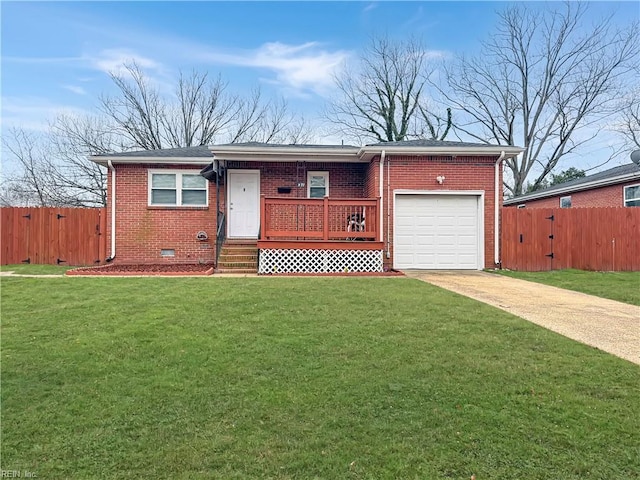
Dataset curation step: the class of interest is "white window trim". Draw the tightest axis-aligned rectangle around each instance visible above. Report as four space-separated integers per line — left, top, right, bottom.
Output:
560 195 572 208
307 171 329 198
623 183 640 207
148 169 208 207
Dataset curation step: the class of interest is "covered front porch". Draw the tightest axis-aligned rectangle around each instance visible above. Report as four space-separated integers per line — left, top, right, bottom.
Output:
257 196 384 274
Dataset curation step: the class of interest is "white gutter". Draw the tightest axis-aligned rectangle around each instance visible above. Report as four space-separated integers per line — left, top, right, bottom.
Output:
358 145 523 161
495 151 506 266
107 160 116 262
209 145 359 156
91 157 212 167
379 150 385 244
209 145 362 163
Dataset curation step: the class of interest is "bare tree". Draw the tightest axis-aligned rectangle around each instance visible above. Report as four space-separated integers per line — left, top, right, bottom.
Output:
442 3 638 196
3 63 313 206
229 93 314 144
616 87 640 150
101 64 240 150
2 129 54 206
48 114 122 206
1 126 109 207
327 36 451 143
100 63 313 149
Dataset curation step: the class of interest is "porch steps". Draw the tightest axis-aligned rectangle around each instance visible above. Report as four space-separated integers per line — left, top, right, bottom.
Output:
217 241 258 274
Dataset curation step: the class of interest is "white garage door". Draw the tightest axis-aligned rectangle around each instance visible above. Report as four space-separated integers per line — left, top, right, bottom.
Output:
394 194 481 269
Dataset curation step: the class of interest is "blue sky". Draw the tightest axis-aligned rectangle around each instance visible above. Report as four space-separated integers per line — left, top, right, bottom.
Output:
2 1 639 170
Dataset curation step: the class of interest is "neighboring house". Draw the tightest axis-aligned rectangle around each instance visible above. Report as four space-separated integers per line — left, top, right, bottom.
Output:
504 163 640 209
91 140 522 273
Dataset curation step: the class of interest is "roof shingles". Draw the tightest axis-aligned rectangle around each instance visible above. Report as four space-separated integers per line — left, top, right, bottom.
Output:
505 163 640 204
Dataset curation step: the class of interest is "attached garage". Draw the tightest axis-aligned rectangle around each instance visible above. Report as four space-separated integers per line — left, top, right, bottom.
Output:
394 192 484 270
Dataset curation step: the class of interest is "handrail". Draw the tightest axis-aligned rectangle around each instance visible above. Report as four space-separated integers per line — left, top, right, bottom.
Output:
215 211 226 266
260 196 380 241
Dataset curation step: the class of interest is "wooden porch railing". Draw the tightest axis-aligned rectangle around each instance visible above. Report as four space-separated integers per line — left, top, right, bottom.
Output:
260 196 380 241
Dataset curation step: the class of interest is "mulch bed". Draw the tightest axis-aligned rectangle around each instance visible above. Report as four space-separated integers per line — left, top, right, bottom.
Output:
67 263 215 276
67 264 403 277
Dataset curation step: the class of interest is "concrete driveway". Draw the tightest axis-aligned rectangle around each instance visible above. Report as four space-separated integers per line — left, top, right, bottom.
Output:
403 270 640 365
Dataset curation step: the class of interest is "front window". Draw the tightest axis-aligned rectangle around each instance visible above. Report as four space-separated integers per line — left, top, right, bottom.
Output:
624 184 640 207
149 171 207 206
307 171 329 198
560 196 572 208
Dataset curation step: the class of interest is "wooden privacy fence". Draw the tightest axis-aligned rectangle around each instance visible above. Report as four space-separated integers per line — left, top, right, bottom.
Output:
1 207 107 266
502 207 640 271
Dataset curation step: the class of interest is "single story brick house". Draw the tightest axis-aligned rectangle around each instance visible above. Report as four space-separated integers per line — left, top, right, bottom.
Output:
91 140 523 273
503 163 640 209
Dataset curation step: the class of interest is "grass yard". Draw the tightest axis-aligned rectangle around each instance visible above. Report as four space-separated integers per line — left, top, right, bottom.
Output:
1 276 639 479
1 263 70 275
494 269 640 306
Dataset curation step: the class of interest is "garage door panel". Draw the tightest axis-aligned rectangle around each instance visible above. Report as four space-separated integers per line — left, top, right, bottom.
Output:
415 226 436 235
395 194 481 270
415 235 436 246
436 233 456 242
436 218 457 228
458 216 477 226
396 217 415 228
458 239 477 248
458 254 477 264
415 253 437 263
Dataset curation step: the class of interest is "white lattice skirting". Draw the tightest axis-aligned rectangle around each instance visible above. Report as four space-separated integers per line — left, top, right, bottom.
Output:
259 249 384 274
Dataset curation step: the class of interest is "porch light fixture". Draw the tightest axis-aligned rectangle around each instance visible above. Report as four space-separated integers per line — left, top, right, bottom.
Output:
436 176 446 184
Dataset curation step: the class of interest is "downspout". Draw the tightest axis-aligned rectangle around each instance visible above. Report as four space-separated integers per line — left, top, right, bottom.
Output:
106 160 116 262
386 154 391 258
495 151 506 267
379 150 385 246
215 159 220 223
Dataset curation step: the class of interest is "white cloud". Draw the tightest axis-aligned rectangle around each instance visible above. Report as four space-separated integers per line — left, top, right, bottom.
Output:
2 55 83 65
363 3 377 13
87 48 162 75
62 85 88 96
1 96 92 133
197 42 351 97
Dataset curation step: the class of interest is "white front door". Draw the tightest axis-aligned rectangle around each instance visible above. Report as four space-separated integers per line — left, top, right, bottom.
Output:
227 170 260 238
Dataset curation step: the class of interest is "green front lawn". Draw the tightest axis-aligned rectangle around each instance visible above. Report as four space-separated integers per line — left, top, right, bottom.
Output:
1 263 70 275
2 277 638 479
494 269 640 306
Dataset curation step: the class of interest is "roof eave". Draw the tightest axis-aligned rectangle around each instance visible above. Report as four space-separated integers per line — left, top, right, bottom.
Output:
209 146 363 163
90 156 213 166
357 145 524 160
504 172 640 205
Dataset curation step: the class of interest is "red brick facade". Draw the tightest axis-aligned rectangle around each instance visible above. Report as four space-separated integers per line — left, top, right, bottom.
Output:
379 155 501 269
505 181 639 208
107 156 502 268
107 164 217 265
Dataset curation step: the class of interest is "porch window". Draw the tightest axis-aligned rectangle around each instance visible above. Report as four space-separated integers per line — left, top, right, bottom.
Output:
149 170 208 207
307 171 329 198
624 184 640 207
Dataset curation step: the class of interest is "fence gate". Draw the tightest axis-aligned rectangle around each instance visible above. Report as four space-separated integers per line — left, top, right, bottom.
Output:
1 207 106 266
501 208 554 271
